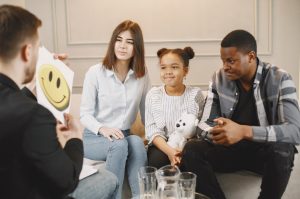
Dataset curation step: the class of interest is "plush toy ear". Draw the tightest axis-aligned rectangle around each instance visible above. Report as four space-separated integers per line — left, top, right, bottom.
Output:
194 119 199 126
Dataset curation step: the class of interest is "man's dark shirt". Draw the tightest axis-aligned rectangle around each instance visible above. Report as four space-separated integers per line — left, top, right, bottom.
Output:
231 80 259 126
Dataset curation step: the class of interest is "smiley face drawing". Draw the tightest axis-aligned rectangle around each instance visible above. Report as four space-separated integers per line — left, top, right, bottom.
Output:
38 64 70 111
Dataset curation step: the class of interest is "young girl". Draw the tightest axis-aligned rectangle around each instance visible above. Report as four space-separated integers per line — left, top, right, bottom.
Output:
80 20 151 199
146 47 205 169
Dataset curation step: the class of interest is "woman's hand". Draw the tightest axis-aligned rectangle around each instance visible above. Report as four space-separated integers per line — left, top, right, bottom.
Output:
98 127 124 141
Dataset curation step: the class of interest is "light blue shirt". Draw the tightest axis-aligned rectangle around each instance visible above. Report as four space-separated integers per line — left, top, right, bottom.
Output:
80 64 151 134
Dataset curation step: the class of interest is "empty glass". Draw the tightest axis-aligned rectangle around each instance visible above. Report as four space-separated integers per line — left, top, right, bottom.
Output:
156 165 181 199
138 166 157 199
178 172 197 199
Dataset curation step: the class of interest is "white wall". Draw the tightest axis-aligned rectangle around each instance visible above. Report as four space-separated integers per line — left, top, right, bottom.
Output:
0 0 25 7
268 0 300 97
21 0 300 94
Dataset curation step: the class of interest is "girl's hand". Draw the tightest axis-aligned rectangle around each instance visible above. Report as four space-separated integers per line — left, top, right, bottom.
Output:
167 148 182 166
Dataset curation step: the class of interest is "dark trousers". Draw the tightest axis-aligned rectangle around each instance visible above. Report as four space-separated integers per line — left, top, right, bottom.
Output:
180 139 296 199
147 145 170 169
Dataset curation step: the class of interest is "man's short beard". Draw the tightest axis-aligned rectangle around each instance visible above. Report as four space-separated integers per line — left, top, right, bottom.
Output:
23 66 35 84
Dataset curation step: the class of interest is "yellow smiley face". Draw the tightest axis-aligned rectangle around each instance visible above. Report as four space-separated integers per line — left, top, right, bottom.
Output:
38 64 70 111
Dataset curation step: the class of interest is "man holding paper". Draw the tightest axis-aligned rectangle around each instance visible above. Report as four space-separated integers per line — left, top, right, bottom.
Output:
0 4 118 199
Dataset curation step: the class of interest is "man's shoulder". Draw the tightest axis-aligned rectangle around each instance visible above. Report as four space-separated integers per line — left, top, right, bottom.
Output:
213 68 228 81
212 69 236 91
0 88 54 123
261 61 292 82
0 87 34 110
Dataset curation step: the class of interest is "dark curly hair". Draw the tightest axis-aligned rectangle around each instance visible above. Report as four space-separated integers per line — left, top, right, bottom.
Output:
157 46 195 67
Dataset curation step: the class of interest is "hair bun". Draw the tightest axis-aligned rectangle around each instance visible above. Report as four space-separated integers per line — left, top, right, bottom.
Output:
183 47 195 59
157 48 168 57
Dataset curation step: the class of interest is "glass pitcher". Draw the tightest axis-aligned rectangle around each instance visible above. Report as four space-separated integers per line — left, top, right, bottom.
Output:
155 165 181 199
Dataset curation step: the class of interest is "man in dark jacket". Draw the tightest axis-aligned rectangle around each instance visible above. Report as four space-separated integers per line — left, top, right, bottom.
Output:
0 5 118 199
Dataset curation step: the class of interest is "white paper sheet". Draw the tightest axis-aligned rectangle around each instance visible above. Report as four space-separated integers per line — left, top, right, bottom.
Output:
36 47 74 124
79 165 98 180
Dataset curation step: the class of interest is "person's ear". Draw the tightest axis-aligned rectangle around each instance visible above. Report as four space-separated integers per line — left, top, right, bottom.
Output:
183 66 189 75
248 51 256 63
20 43 32 62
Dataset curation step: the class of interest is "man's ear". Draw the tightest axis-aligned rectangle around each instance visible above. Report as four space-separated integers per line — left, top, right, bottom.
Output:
20 43 32 62
248 51 256 63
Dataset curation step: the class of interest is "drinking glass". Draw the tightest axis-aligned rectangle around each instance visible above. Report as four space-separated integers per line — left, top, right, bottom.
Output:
178 172 196 199
138 166 157 199
156 165 180 199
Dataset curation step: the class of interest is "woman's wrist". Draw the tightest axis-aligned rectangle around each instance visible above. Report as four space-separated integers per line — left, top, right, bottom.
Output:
98 127 103 135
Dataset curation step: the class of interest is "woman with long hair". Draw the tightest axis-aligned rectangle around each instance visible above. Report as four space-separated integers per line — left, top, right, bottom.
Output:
80 20 151 199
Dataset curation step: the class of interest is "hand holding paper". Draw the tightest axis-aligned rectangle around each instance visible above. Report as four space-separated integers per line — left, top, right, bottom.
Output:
57 113 82 148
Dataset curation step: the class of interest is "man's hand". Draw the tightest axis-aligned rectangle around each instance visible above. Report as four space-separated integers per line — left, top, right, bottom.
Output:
56 113 82 148
53 53 68 60
210 117 253 145
98 127 124 142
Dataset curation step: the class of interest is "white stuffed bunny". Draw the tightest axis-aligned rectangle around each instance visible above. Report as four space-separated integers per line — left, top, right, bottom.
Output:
167 112 199 150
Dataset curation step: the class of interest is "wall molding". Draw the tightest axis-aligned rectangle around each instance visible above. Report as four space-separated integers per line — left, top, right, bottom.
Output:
67 53 223 60
65 0 259 45
63 0 272 56
52 0 273 59
50 0 274 89
51 0 58 52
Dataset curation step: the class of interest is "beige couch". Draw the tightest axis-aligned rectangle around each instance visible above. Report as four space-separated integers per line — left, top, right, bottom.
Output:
70 94 300 199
